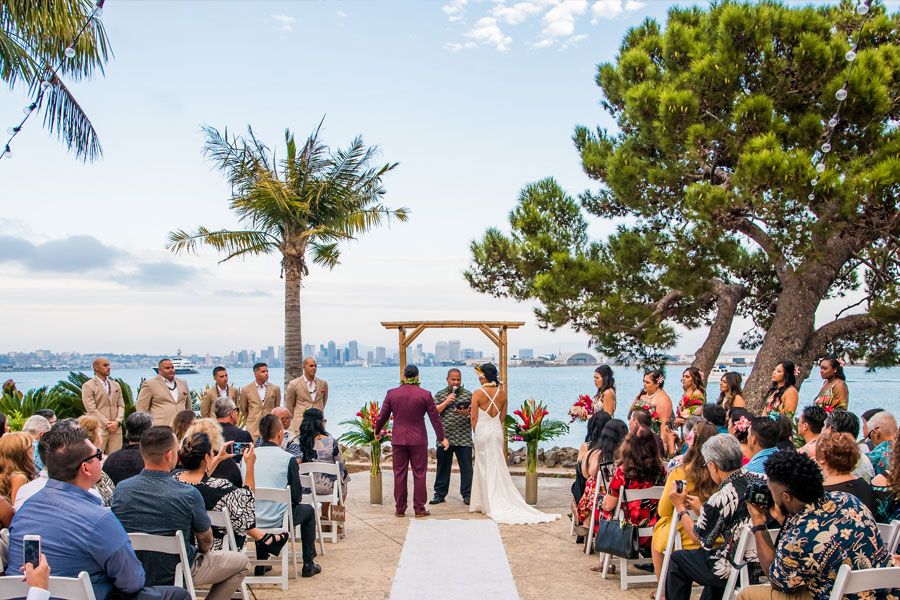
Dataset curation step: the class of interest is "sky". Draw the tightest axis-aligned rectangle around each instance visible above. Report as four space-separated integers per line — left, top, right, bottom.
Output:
0 0 893 358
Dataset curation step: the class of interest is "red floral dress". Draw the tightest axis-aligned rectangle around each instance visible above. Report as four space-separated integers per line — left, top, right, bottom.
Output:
597 465 664 548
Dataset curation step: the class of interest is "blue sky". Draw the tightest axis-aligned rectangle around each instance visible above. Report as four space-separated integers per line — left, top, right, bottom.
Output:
0 0 890 357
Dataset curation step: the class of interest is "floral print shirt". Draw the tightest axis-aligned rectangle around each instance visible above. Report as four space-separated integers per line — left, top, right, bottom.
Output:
867 440 893 478
769 492 896 600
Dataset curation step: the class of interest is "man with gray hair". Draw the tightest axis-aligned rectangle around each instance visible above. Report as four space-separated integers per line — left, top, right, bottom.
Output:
865 410 896 478
23 415 51 471
665 434 769 600
103 411 154 485
215 398 251 463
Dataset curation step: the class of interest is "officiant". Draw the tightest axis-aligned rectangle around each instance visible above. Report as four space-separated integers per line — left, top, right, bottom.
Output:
430 368 475 506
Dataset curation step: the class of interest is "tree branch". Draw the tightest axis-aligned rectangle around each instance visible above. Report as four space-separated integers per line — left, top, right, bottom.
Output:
632 290 684 332
733 217 794 285
803 312 880 364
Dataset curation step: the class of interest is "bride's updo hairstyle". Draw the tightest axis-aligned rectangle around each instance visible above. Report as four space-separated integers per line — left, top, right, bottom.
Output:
479 363 500 384
179 432 213 470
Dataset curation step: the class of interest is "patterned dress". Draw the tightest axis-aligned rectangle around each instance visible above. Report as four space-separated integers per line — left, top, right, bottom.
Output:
599 464 665 548
768 492 896 600
867 440 893 478
306 436 350 497
177 475 256 551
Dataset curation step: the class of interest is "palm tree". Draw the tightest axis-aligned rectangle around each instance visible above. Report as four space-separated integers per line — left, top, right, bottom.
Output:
168 121 407 384
1 0 110 161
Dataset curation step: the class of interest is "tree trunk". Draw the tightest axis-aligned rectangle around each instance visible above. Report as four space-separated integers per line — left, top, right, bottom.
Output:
691 282 746 389
283 253 303 387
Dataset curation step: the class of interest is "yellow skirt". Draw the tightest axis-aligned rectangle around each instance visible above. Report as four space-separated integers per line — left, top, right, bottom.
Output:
651 513 700 553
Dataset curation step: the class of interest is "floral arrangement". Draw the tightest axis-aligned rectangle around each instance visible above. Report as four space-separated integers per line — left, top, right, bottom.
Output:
813 387 847 413
504 398 569 474
733 415 752 433
568 394 595 423
339 401 392 475
677 395 704 421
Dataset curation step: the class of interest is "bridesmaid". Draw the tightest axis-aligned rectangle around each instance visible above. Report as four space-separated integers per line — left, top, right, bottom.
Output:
764 361 799 418
814 356 849 411
675 367 705 427
592 365 617 416
718 372 746 412
631 369 674 455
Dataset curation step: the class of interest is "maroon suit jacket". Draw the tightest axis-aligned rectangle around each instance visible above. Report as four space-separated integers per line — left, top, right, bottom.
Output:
375 384 445 446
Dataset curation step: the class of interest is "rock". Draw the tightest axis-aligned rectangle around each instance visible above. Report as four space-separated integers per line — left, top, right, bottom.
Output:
562 460 577 468
544 449 558 467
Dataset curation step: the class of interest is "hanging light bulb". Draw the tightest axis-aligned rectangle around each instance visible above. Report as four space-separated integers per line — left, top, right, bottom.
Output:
845 50 857 61
816 163 826 173
91 5 103 17
39 80 51 91
808 194 816 201
6 126 20 135
811 178 818 186
821 143 832 153
857 2 869 15
3 145 10 157
22 103 35 115
828 117 839 128
835 88 848 101
64 47 76 59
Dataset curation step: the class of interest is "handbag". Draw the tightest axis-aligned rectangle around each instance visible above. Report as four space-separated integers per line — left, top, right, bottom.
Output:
593 483 640 559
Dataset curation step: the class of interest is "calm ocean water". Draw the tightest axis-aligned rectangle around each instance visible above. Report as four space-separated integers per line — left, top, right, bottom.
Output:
2 365 897 449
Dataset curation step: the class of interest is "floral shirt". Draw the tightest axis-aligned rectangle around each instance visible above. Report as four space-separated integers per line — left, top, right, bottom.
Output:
867 440 893 478
694 469 765 579
769 492 895 600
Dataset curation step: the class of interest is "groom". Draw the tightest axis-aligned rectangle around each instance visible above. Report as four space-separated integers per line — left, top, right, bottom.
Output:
375 365 450 518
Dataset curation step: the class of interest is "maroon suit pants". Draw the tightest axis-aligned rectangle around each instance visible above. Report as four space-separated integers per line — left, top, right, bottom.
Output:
392 444 428 514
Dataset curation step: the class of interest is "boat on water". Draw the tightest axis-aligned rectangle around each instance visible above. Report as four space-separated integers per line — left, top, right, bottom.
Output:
710 364 745 376
153 350 199 375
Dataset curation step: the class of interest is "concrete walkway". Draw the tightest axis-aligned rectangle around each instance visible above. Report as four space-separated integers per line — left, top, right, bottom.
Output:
252 470 656 600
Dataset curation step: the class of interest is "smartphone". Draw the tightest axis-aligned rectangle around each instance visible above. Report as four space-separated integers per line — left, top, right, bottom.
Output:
232 442 249 453
23 534 40 568
675 480 685 494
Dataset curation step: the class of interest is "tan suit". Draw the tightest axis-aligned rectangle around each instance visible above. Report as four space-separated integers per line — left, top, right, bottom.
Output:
200 385 239 419
238 382 280 438
81 376 125 453
136 375 191 426
284 375 328 434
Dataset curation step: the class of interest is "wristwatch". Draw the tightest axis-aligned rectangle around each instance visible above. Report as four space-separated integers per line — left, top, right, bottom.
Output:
677 510 690 521
751 523 768 533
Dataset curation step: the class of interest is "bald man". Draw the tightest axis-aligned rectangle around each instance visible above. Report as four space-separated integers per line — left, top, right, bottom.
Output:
257 406 302 458
81 357 125 453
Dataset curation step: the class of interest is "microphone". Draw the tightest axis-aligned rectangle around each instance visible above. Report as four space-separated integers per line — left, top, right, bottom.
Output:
450 386 458 395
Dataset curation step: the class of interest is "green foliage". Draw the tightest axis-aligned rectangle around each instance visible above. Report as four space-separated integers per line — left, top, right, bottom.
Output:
0 386 58 417
6 410 25 432
0 372 136 423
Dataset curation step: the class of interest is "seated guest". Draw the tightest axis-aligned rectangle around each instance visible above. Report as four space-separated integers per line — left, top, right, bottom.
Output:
572 411 611 509
797 406 826 458
665 434 767 600
112 426 249 600
727 407 755 464
823 410 875 482
175 433 289 557
298 409 349 498
775 415 795 452
77 415 116 507
703 404 728 434
22 416 50 472
32 410 56 427
861 408 884 452
575 418 627 537
6 424 190 600
215 398 252 465
170 410 195 445
257 407 302 458
629 407 666 456
866 411 896 478
103 411 154 485
816 429 875 514
652 421 719 585
740 450 896 600
872 438 900 523
184 419 242 488
591 425 665 572
0 432 36 505
255 414 321 577
745 417 780 475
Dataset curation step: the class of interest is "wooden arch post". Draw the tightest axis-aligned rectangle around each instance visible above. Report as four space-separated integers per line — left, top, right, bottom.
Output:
380 321 524 394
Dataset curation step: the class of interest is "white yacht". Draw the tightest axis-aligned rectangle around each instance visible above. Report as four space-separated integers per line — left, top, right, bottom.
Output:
153 349 199 374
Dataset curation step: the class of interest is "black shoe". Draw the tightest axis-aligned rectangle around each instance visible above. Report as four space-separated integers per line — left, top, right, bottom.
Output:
301 563 322 578
635 562 654 572
576 535 585 544
463 496 470 505
254 565 272 576
257 531 289 557
429 496 446 505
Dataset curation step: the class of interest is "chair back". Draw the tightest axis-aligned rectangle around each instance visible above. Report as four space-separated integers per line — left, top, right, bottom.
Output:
0 571 96 600
254 487 291 504
876 520 900 555
207 508 239 552
828 564 900 600
298 462 343 500
127 530 196 599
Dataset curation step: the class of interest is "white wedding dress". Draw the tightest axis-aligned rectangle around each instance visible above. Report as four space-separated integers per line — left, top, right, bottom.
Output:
469 387 560 525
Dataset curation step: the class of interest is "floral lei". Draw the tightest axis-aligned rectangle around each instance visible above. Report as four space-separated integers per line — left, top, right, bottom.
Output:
400 377 420 385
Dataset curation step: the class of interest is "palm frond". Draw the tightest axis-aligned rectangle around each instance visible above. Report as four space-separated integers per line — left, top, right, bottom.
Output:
167 227 278 262
310 242 341 269
0 31 40 88
34 71 101 161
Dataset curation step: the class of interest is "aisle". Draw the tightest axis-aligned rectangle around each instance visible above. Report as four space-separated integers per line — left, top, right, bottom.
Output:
389 519 520 600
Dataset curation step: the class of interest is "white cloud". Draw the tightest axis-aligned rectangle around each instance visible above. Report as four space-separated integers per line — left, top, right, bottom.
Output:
464 17 512 51
336 11 348 18
492 1 545 25
445 41 478 52
272 14 296 31
560 33 588 49
591 0 644 23
442 0 469 22
538 0 587 45
624 0 646 9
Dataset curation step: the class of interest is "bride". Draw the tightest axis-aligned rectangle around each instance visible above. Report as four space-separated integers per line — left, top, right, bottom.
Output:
469 363 559 524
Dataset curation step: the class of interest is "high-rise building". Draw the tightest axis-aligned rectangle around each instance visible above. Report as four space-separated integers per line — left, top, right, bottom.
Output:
375 347 387 364
349 340 359 362
434 341 450 364
303 344 315 360
327 341 337 365
462 348 475 359
449 340 461 361
278 345 284 361
367 351 374 364
519 348 534 359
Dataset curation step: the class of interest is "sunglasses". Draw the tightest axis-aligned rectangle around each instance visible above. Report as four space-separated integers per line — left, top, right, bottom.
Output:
80 448 103 466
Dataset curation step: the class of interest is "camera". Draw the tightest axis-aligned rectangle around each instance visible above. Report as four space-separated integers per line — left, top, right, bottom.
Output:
744 481 774 508
675 480 686 494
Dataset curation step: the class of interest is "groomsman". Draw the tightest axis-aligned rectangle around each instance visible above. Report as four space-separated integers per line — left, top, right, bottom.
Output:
201 366 239 419
81 357 125 453
285 357 328 434
239 362 280 438
136 358 191 426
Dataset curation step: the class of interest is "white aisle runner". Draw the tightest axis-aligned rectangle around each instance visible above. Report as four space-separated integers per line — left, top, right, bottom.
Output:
389 519 520 600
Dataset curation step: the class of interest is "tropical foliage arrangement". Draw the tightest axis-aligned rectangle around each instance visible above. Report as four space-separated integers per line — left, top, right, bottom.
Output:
339 401 392 476
505 398 569 474
0 372 137 426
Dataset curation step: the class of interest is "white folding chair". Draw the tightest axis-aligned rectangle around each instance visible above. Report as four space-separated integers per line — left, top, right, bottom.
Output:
721 525 781 600
0 571 96 600
297 473 326 556
299 462 346 544
600 485 665 590
829 564 900 600
584 462 614 555
245 486 298 590
876 520 900 555
127 530 196 600
207 509 248 600
654 509 698 600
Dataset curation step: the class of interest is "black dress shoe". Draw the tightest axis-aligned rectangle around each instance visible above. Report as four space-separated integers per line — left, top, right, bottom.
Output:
463 497 470 505
429 496 445 505
254 565 272 576
301 563 322 578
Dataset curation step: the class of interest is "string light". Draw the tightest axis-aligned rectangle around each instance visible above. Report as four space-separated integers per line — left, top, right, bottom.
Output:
0 0 105 163
807 0 873 201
